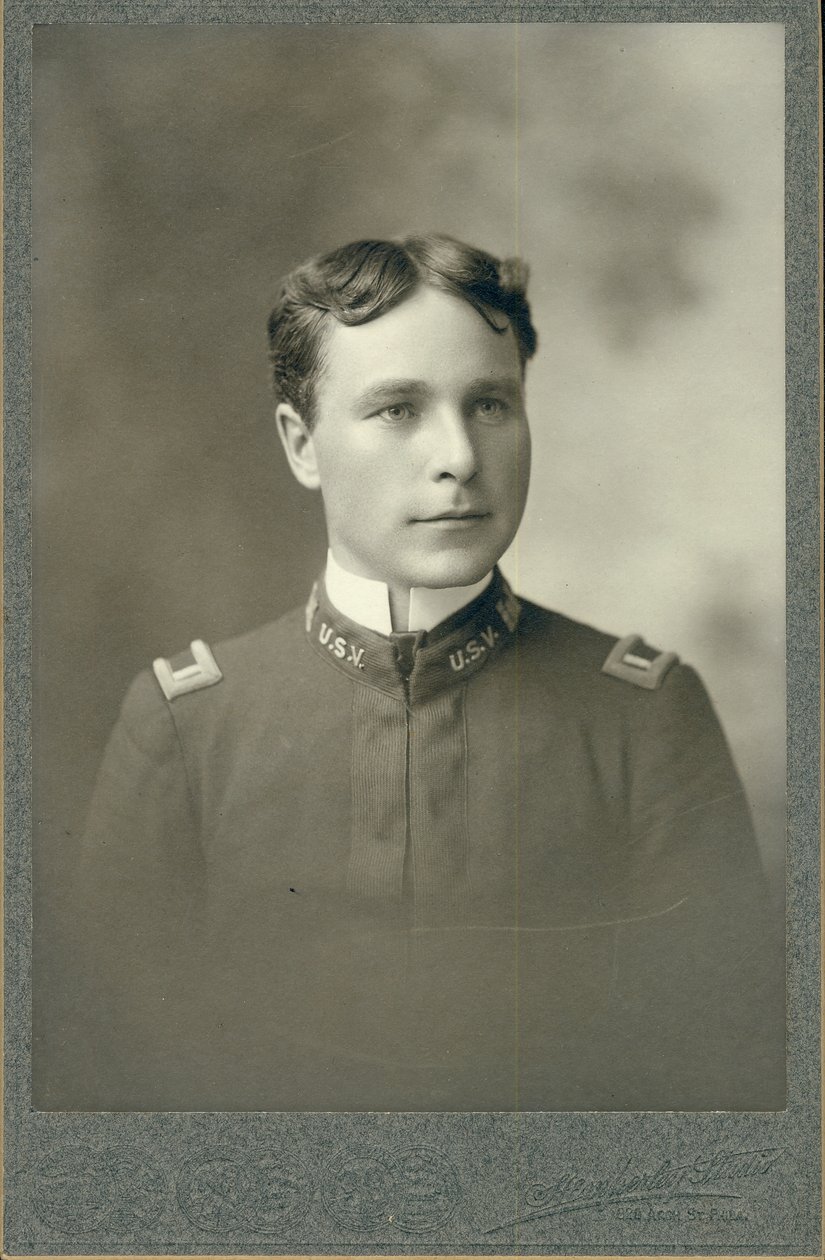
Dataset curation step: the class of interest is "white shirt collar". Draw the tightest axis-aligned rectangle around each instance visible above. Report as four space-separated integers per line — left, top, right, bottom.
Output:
324 550 494 635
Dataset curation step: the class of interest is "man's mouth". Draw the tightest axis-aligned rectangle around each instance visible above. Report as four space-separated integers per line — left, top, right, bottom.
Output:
414 509 490 523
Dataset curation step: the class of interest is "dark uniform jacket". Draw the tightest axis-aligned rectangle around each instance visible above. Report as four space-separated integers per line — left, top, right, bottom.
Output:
58 570 784 1111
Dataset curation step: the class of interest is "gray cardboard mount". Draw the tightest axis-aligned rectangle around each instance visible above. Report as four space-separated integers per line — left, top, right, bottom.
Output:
3 0 821 1254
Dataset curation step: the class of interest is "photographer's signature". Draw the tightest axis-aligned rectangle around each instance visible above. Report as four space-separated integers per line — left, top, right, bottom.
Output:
484 1145 783 1232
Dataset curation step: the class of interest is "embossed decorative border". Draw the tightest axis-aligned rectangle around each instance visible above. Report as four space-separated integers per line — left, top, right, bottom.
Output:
3 1 821 1255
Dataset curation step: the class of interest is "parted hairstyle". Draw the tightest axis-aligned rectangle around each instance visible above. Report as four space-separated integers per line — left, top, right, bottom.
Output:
267 234 538 429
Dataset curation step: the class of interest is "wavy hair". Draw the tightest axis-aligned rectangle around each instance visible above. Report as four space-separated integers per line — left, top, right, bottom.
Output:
267 234 537 428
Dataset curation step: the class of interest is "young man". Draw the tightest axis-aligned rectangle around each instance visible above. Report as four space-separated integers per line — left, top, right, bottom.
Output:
59 235 782 1111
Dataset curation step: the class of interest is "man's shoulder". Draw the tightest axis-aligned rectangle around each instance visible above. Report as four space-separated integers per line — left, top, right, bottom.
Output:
122 603 310 722
517 597 616 663
208 604 308 680
514 594 683 698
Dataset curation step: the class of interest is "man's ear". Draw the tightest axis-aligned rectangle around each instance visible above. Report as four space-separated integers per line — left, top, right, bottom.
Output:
275 402 320 490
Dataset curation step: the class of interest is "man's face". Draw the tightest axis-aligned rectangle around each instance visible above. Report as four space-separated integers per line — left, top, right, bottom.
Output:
307 285 531 591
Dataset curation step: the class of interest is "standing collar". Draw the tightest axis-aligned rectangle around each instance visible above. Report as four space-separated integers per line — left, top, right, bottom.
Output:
306 565 522 705
324 549 494 635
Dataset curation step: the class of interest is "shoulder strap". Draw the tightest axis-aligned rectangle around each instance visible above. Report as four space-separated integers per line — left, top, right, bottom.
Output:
601 634 679 690
152 639 223 701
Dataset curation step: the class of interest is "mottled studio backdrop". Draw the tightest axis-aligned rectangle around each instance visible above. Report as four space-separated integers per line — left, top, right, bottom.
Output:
32 22 785 1077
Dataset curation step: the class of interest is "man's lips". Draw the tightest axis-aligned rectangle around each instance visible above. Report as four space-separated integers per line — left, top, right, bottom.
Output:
412 509 491 523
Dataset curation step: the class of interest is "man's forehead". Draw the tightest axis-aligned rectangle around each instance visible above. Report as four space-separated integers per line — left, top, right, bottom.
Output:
317 285 521 395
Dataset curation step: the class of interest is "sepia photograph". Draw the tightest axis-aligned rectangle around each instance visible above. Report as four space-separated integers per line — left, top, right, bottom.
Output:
30 18 786 1116
3 5 820 1256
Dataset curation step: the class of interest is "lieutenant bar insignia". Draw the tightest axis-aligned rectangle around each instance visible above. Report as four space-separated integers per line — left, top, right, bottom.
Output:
305 583 320 634
601 635 679 690
496 588 521 632
153 639 223 701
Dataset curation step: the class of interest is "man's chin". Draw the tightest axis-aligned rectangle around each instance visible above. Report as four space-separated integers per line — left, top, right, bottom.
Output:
397 550 501 591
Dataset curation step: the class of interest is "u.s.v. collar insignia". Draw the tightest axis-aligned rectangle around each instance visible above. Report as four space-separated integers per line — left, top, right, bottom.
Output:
601 634 679 690
447 585 520 674
317 621 366 669
153 639 223 700
448 622 501 673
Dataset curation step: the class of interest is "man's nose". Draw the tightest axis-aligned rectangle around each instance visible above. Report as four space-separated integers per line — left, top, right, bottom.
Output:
427 409 478 483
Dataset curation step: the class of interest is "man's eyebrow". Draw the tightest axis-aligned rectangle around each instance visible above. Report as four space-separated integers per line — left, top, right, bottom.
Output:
352 379 430 409
353 375 523 410
462 376 522 397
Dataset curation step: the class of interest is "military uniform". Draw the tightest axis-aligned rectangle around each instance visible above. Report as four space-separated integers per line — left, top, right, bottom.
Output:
58 568 783 1111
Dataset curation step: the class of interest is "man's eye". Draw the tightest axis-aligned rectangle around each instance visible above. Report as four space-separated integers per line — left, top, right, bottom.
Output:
474 398 508 417
377 403 414 422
